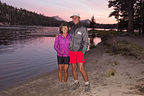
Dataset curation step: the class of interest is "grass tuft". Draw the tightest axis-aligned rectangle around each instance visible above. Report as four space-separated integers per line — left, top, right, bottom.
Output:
106 40 143 59
88 30 121 38
105 69 117 78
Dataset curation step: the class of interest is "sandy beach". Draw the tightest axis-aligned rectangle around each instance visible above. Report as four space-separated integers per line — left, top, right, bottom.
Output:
0 36 144 96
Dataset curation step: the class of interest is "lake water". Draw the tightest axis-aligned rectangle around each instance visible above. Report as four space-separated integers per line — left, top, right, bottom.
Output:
0 37 58 90
0 26 101 90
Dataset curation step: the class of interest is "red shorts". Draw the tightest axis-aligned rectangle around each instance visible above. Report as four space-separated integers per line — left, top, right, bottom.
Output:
70 51 85 64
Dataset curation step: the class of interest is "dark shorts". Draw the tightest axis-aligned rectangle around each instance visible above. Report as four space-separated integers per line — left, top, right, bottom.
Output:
57 56 70 64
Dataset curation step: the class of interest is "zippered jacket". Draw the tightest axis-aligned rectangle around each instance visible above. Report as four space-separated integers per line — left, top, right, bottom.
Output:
70 22 88 54
54 34 70 57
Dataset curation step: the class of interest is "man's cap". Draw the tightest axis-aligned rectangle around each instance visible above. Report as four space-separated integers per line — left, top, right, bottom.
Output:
70 13 80 18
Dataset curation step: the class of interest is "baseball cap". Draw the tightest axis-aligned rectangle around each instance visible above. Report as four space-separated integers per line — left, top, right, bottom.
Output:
70 13 80 18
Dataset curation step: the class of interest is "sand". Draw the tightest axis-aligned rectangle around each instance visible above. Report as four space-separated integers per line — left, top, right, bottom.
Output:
0 36 144 96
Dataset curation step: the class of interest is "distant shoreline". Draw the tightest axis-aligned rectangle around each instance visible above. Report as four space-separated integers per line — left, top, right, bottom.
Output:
0 25 59 28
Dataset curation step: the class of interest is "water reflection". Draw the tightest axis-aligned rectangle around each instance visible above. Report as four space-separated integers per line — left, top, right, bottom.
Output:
93 37 102 46
0 26 59 45
0 38 33 54
88 32 101 49
0 28 33 45
0 37 57 90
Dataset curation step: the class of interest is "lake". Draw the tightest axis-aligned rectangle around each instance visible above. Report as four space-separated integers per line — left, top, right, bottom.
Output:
0 26 101 90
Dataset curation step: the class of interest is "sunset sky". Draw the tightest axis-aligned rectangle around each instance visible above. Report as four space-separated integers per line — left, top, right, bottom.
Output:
2 0 117 24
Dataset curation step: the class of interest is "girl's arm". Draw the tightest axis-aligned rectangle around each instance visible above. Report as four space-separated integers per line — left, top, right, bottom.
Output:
54 36 61 54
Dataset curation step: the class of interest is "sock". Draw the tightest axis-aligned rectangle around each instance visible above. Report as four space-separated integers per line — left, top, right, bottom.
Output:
59 82 63 85
64 82 67 84
74 80 79 83
85 81 89 85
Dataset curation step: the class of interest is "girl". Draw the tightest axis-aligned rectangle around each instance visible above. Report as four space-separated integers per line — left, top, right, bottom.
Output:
54 22 70 88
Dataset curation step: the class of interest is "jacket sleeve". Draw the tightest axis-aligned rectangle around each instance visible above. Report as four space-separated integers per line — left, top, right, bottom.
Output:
54 36 61 54
82 27 89 54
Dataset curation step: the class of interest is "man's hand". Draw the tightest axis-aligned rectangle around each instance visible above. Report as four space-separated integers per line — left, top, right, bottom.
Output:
56 34 59 38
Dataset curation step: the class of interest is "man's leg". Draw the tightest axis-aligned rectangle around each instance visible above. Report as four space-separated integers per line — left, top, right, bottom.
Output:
77 51 89 82
70 51 80 90
72 64 78 80
71 64 80 90
78 63 90 92
78 63 88 82
70 51 78 81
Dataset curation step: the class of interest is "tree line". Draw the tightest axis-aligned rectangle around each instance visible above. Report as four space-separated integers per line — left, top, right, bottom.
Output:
108 0 144 36
0 1 64 26
89 16 117 30
0 1 118 29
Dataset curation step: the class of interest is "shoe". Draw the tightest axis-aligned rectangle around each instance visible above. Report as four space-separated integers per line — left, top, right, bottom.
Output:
63 83 69 90
72 82 80 90
59 83 64 89
85 83 90 92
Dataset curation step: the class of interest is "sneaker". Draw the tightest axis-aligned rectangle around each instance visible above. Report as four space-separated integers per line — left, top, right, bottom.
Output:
72 82 80 90
63 83 69 90
59 83 64 89
85 83 90 92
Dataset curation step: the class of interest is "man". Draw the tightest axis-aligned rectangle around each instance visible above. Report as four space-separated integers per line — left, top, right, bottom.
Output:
69 13 90 92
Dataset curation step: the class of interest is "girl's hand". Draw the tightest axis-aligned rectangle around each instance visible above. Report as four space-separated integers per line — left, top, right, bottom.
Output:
59 50 64 55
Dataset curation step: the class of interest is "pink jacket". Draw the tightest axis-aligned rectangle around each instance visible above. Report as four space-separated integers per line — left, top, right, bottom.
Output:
54 34 70 57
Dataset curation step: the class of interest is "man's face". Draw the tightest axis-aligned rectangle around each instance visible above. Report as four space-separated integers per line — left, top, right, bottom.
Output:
72 16 80 24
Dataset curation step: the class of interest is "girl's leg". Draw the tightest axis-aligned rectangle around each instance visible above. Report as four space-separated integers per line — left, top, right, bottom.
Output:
64 64 69 82
58 64 63 83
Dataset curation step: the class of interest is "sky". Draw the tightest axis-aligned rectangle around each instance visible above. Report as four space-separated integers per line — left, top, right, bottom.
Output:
2 0 117 24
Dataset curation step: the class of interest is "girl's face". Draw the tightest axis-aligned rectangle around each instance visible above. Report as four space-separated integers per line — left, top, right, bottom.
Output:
62 26 68 34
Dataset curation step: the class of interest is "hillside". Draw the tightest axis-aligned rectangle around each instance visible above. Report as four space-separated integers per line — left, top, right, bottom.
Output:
0 1 64 26
0 1 117 29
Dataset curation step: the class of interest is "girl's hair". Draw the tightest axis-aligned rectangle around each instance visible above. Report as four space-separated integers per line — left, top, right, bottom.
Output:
59 22 69 34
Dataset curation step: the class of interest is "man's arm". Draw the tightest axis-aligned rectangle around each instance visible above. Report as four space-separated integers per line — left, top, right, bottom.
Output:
82 27 88 54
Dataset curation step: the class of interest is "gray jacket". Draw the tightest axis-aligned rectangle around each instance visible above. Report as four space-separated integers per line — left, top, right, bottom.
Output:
70 22 88 54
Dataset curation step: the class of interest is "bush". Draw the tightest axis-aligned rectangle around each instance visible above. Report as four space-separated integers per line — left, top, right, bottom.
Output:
106 40 143 59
